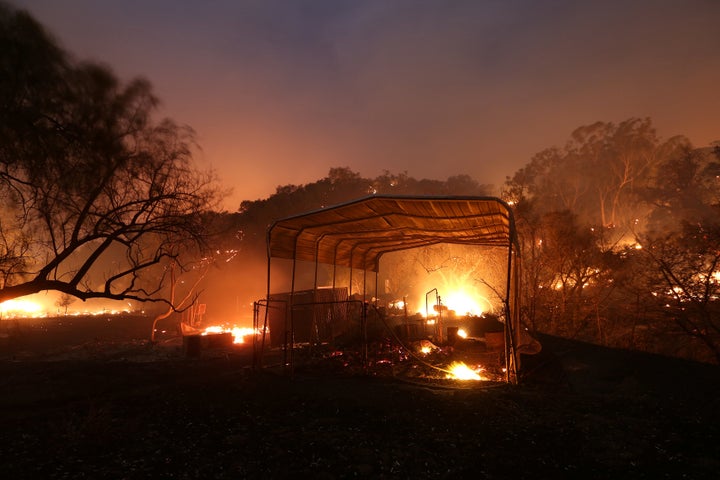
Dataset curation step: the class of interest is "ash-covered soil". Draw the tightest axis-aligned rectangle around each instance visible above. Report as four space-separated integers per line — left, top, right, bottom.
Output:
1 319 719 479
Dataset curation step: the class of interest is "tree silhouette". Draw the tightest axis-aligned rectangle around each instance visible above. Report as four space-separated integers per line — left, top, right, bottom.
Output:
55 292 75 315
0 5 221 309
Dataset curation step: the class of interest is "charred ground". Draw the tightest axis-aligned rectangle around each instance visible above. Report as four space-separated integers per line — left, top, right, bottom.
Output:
1 316 719 479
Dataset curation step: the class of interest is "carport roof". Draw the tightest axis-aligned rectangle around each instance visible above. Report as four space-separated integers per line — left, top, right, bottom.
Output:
267 195 518 272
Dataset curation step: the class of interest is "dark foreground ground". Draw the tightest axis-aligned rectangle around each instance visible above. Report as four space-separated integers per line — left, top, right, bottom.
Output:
1 317 719 479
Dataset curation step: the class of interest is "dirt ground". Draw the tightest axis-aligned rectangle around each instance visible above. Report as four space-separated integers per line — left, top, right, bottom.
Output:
1 316 719 479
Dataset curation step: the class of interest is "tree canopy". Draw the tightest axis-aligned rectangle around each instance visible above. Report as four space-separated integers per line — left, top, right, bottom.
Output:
503 118 720 362
0 4 220 307
233 167 493 250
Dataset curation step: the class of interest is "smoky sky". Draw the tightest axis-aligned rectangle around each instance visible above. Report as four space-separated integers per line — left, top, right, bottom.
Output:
11 0 720 210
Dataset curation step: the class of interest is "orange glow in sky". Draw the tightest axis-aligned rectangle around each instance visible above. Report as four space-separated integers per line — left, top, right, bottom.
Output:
12 1 720 210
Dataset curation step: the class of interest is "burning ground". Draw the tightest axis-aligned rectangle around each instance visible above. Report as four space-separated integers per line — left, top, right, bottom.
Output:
1 323 719 479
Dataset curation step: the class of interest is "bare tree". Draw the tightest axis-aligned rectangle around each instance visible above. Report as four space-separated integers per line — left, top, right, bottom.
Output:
54 292 75 315
0 5 222 309
150 260 209 343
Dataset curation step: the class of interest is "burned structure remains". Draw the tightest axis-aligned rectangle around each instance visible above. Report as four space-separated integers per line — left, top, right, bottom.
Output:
253 195 539 383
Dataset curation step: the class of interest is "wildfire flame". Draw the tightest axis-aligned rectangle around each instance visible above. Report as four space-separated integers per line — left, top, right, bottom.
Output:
445 361 489 381
418 287 492 318
0 299 44 317
0 294 138 318
443 290 484 317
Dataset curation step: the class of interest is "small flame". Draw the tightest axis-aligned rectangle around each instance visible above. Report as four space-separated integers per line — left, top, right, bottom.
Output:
202 325 260 344
388 299 405 310
446 361 488 381
229 327 257 344
203 326 225 335
457 328 468 338
416 339 439 355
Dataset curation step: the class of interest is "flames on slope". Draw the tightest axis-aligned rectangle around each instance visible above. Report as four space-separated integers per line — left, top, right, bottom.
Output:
0 295 138 318
0 298 44 317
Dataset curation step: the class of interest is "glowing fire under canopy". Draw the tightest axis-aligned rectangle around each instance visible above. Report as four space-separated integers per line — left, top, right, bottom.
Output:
268 195 519 272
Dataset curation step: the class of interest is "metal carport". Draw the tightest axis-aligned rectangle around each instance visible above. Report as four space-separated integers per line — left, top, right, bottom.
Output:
256 194 523 382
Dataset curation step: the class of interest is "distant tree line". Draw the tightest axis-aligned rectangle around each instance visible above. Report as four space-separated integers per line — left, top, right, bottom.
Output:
226 168 492 252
